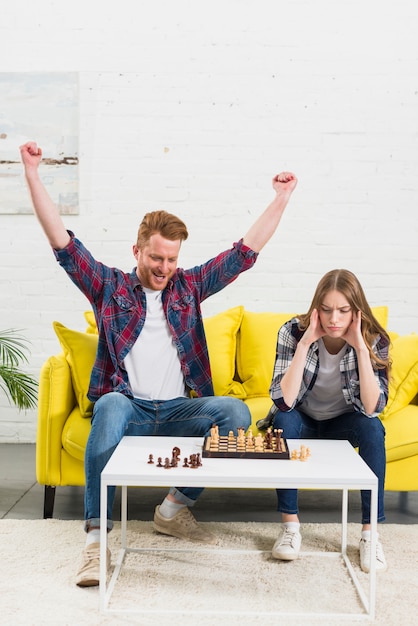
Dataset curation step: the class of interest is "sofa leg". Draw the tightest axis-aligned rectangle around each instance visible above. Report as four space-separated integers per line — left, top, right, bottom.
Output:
399 491 409 511
43 486 56 519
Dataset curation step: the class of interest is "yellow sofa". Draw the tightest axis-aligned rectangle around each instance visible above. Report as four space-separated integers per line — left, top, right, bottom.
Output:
36 306 418 517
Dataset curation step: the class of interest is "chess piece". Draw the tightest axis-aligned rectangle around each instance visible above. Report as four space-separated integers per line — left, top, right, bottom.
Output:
246 430 255 449
147 454 154 464
255 434 264 452
274 428 283 452
237 429 245 450
209 424 219 450
210 424 219 442
171 446 180 467
189 454 199 468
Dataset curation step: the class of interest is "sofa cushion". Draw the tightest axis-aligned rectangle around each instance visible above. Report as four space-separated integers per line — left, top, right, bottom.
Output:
383 404 418 462
371 306 388 330
236 311 295 397
380 333 418 419
62 405 92 462
244 396 273 430
53 321 98 417
203 306 246 398
84 310 98 334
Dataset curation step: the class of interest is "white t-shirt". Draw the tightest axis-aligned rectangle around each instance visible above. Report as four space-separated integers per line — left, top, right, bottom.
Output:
123 287 187 400
299 338 350 420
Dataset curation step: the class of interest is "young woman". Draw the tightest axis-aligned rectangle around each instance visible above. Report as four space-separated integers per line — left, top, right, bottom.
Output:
268 269 390 573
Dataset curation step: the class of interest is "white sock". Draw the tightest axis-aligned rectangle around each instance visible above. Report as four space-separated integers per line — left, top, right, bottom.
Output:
86 528 101 546
284 522 300 533
159 498 186 519
361 530 378 542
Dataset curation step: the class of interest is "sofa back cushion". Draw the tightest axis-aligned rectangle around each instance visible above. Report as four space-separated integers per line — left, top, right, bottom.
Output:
380 333 418 419
203 306 246 398
236 311 295 397
53 321 98 418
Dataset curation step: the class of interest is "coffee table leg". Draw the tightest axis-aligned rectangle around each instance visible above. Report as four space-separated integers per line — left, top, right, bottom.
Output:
368 484 377 619
341 488 348 555
100 479 108 611
121 486 127 549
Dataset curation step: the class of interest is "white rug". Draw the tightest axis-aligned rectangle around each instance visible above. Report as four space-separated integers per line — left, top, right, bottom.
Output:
1 519 417 625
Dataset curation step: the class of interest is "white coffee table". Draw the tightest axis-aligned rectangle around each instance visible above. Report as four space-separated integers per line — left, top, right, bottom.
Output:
100 436 378 619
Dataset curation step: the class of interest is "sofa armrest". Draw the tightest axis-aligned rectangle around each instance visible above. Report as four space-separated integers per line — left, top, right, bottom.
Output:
36 354 76 486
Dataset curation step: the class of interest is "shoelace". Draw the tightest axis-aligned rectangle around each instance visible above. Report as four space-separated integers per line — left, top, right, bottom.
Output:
177 508 198 528
281 529 298 547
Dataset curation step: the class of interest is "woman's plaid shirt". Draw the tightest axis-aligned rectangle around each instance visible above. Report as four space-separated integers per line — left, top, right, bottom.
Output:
269 317 389 418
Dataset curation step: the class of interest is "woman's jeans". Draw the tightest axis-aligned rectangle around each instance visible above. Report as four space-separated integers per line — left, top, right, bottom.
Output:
84 392 251 531
273 408 386 524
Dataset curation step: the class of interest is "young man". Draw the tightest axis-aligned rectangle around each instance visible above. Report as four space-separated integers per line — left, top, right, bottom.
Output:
20 141 297 587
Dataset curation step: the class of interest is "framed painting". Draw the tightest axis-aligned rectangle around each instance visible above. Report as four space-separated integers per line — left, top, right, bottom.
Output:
0 72 79 215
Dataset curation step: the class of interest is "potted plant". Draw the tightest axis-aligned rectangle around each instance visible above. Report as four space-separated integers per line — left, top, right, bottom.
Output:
0 329 38 410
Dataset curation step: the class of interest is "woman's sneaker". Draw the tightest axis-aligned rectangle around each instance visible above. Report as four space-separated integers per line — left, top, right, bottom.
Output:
359 537 387 573
272 528 302 560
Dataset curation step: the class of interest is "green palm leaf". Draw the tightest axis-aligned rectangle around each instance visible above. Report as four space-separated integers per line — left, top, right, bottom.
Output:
0 330 38 410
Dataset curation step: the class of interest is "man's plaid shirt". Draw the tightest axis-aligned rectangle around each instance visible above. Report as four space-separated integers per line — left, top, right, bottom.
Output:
269 317 389 418
54 232 257 402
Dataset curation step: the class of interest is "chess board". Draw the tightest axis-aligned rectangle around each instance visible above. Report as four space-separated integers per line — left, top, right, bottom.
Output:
202 434 290 459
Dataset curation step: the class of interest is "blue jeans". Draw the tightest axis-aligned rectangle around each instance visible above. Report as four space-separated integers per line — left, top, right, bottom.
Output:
273 409 386 524
84 392 251 531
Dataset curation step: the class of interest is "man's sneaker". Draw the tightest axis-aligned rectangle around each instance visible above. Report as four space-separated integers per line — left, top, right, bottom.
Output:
359 537 387 573
153 505 217 544
272 528 302 561
75 542 111 587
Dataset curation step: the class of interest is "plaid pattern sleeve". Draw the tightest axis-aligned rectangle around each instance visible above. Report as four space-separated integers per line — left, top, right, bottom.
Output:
342 335 390 417
269 318 318 412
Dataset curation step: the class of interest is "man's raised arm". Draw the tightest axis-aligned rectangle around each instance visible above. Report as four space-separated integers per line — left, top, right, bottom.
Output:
20 142 71 250
242 171 297 253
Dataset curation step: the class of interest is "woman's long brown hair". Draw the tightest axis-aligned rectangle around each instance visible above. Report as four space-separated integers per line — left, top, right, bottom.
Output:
298 269 390 370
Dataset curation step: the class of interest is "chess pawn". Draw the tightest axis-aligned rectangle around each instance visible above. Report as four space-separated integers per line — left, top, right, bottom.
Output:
246 430 255 449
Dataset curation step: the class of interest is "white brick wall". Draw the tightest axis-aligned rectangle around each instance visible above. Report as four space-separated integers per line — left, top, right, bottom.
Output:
1 1 417 441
